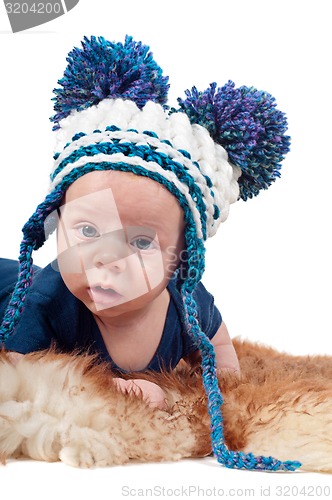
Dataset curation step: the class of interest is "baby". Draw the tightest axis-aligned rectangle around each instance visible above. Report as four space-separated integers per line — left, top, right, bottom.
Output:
0 168 239 409
0 35 292 470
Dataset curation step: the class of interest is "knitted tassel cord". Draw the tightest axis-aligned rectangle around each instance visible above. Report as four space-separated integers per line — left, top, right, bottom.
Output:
181 288 302 472
0 240 35 343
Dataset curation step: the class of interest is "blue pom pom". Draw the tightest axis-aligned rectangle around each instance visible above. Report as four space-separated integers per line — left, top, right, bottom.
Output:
176 81 290 200
50 35 169 130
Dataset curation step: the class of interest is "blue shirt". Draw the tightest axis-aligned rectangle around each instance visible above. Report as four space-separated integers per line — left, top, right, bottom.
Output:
0 258 222 373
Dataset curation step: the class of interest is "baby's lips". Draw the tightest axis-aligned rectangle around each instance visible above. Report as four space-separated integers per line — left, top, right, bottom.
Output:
88 285 124 310
90 283 122 295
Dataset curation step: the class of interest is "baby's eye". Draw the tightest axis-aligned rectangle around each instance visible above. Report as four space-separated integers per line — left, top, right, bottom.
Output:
131 237 155 251
78 225 100 239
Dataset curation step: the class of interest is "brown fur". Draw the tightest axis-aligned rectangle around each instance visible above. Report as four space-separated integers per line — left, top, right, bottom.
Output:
0 338 332 471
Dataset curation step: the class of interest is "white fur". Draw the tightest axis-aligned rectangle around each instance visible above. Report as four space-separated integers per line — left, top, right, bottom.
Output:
243 393 332 473
1 346 332 472
0 355 198 467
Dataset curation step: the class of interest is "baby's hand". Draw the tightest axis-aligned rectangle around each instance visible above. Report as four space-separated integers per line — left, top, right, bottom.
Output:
114 378 168 410
7 352 24 365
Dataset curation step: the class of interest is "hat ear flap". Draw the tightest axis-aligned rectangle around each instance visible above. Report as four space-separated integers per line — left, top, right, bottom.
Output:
176 81 290 201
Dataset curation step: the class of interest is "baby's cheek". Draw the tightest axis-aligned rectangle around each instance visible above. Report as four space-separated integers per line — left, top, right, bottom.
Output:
60 270 88 299
164 250 182 278
138 251 166 289
56 226 67 256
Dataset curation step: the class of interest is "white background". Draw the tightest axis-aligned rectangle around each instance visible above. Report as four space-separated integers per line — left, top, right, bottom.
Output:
0 0 331 497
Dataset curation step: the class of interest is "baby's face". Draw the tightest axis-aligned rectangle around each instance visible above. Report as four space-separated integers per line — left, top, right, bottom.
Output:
54 171 185 318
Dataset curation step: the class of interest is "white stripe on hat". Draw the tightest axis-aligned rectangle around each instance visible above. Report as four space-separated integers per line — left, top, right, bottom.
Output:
50 151 206 240
52 99 240 238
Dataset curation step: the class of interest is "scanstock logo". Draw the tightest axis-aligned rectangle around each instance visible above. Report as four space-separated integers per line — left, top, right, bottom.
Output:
4 0 79 32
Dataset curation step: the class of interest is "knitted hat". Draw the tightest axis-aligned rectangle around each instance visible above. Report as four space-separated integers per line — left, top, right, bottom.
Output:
0 36 300 471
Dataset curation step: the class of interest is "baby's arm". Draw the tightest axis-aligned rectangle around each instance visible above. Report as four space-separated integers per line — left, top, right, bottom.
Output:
184 321 240 374
210 322 240 373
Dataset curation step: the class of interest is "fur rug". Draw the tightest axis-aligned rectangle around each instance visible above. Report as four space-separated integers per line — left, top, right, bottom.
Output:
0 338 332 472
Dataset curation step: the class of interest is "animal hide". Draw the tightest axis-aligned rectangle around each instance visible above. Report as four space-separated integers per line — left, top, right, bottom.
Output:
0 338 331 472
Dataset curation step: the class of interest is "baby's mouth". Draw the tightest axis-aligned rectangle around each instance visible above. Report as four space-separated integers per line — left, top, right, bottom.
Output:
94 285 120 295
88 285 123 307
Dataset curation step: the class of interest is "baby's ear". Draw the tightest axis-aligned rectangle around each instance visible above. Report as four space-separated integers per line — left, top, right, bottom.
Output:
174 81 290 201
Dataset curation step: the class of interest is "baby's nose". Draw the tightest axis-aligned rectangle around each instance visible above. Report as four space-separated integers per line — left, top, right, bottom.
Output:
92 248 129 270
87 230 133 268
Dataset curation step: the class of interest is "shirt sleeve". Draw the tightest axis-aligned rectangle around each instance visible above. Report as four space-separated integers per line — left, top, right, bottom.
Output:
3 291 58 353
1 262 80 354
182 281 222 356
0 259 51 353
